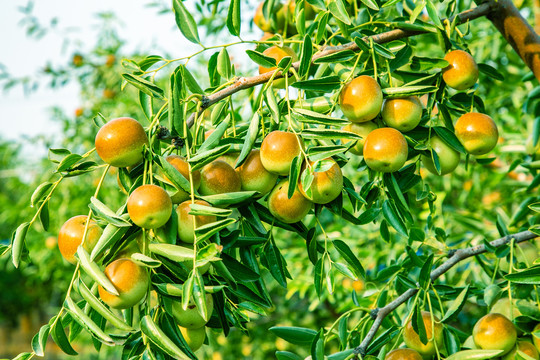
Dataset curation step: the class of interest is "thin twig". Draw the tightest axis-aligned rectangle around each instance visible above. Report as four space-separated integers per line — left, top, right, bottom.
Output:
353 230 538 358
184 1 495 128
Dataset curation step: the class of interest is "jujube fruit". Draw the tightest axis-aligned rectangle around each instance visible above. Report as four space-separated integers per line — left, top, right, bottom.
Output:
298 158 343 204
127 184 172 229
199 160 241 196
381 96 423 132
442 50 479 90
58 215 102 264
268 179 312 223
502 340 540 360
341 122 378 155
403 311 444 358
339 75 383 123
421 136 460 175
363 127 408 173
176 200 217 244
473 313 517 355
165 155 201 204
385 348 423 360
98 258 149 309
260 130 302 175
258 46 298 88
95 117 149 168
171 294 214 329
455 112 499 155
237 149 278 196
179 326 206 351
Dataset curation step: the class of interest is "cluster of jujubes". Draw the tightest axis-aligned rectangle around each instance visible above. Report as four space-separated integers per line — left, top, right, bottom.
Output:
385 309 540 360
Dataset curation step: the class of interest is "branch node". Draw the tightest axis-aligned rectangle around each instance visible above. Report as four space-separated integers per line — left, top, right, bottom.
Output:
447 249 457 258
171 137 185 149
157 126 170 140
369 308 379 320
201 95 210 109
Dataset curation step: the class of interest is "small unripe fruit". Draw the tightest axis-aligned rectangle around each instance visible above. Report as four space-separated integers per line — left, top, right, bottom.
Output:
298 158 343 204
127 184 173 229
363 128 408 173
171 294 214 329
268 179 312 223
385 348 423 360
502 340 540 360
176 200 217 244
258 46 298 88
403 311 444 358
95 117 149 168
473 313 517 355
381 96 423 132
179 326 206 351
199 160 241 196
490 297 522 321
442 50 479 90
165 155 201 204
341 122 378 155
421 136 460 175
260 131 302 175
455 112 498 155
237 149 278 195
58 215 102 264
339 76 383 123
98 258 149 309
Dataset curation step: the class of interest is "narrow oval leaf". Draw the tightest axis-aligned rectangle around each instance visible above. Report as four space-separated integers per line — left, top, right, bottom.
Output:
141 315 191 360
269 326 318 345
89 197 131 227
149 243 195 262
64 297 114 345
226 0 241 36
31 182 53 206
76 246 119 296
445 350 504 360
51 317 78 356
172 0 200 44
11 222 30 268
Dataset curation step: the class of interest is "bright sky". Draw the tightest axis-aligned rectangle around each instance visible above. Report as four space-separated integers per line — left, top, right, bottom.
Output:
0 0 201 159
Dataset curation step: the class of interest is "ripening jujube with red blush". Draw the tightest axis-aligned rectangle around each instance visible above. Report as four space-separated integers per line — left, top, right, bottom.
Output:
127 184 172 229
381 96 423 132
341 122 378 155
363 127 408 173
98 258 149 309
165 155 201 204
473 313 517 355
339 75 383 123
455 112 499 155
421 136 461 175
298 158 343 204
58 215 102 264
268 179 312 224
199 160 241 196
384 348 423 360
442 49 479 90
260 130 302 175
403 311 444 358
258 46 298 88
237 149 278 196
95 117 149 168
176 200 217 244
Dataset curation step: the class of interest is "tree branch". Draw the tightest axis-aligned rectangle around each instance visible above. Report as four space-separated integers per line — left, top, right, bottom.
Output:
185 1 495 128
483 0 540 81
352 230 538 358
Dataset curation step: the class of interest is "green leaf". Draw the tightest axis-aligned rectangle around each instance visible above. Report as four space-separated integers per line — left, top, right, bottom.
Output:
188 144 232 171
383 85 438 97
226 0 241 36
31 324 50 356
172 0 200 44
168 65 185 137
51 317 78 356
139 91 153 121
31 182 53 206
89 197 131 227
288 156 302 199
433 126 467 154
359 0 379 10
246 49 277 68
425 0 443 29
419 254 433 288
64 297 114 345
410 56 449 71
478 63 504 81
307 145 348 162
195 218 237 243
442 286 470 322
314 50 356 64
504 266 540 284
11 222 30 268
445 350 504 360
189 203 232 217
372 42 395 59
141 315 191 359
299 35 313 78
276 351 303 360
149 243 195 262
328 0 351 25
269 326 318 345
235 113 260 169
382 200 408 236
293 108 349 126
217 48 232 79
412 303 428 345
263 236 288 287
75 279 134 332
182 66 204 95
221 253 260 282
333 240 365 279
40 201 50 231
301 128 362 140
122 74 164 99
77 247 119 296
56 153 82 172
292 75 341 92
90 223 130 261
201 191 258 207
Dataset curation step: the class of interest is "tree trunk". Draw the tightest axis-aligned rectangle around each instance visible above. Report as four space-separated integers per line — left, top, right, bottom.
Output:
486 0 540 81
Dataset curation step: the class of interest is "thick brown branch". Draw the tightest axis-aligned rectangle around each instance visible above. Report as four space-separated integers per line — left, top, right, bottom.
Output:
484 0 540 81
185 2 494 128
352 230 537 358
